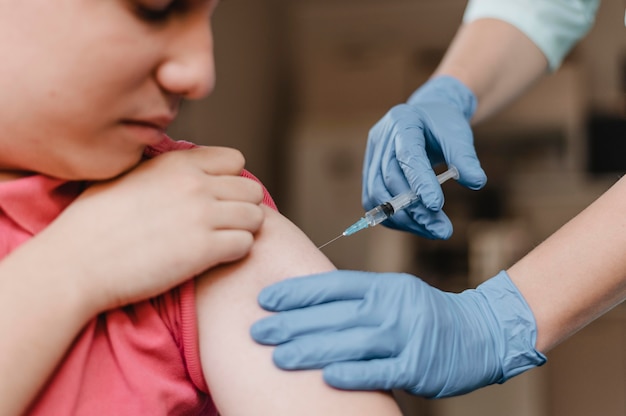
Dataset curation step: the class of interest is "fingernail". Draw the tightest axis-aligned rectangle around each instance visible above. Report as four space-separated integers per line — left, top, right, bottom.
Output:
429 222 452 240
257 288 277 310
274 346 298 369
323 365 347 387
250 320 283 344
422 190 442 211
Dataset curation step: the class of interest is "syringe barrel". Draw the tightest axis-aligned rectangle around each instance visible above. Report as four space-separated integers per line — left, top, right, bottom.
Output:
388 166 459 213
388 191 419 212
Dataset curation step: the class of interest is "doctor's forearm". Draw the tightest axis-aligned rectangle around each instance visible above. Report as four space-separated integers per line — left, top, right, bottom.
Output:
507 176 626 353
433 18 548 123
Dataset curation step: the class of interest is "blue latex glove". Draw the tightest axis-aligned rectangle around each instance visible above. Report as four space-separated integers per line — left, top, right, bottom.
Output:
363 75 487 239
251 270 546 398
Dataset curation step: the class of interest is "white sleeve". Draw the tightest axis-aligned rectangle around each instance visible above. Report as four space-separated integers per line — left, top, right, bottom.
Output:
463 0 600 71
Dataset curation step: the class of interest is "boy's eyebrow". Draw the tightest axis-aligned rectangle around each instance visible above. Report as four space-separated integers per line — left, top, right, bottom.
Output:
187 0 219 12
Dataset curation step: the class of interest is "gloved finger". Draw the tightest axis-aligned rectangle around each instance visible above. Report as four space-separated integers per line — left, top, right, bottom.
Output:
272 327 398 370
362 119 383 173
445 140 486 191
362 127 395 210
379 133 408 196
257 270 378 311
323 357 411 392
363 157 396 211
374 138 453 239
251 299 364 345
379 138 449 238
394 124 443 211
386 205 453 240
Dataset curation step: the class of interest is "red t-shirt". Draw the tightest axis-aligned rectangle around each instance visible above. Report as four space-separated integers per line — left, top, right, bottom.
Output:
0 138 276 415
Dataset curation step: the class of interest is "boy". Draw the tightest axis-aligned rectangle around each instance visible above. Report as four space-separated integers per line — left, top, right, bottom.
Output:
0 0 402 414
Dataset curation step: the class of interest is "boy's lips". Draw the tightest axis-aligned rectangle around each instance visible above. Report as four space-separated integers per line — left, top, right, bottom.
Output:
120 115 175 144
123 114 175 130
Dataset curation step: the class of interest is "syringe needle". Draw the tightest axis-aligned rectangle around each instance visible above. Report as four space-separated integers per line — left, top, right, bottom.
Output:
317 234 344 250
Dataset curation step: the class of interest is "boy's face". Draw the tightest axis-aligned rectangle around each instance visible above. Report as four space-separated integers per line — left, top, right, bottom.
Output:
0 0 218 180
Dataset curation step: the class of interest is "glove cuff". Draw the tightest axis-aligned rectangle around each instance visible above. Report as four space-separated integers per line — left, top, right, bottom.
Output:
478 270 547 382
407 75 477 120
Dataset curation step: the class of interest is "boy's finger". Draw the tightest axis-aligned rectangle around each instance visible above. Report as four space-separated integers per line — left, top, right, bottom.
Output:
187 146 246 175
210 202 265 232
207 176 265 204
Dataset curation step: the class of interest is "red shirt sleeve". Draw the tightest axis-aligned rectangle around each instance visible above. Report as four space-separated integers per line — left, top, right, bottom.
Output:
148 136 278 407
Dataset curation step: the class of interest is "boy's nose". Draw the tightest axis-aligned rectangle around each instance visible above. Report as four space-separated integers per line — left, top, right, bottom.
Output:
157 22 216 100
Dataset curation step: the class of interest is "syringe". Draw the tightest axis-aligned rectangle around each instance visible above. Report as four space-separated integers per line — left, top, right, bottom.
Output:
318 166 459 249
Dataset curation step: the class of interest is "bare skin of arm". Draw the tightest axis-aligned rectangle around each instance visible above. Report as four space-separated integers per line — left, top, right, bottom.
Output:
196 206 403 415
508 175 626 353
434 18 549 122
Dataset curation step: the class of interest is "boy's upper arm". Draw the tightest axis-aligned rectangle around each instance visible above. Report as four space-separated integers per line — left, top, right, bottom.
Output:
194 206 402 415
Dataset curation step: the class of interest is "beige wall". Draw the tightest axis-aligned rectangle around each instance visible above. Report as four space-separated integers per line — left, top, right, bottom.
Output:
167 0 285 194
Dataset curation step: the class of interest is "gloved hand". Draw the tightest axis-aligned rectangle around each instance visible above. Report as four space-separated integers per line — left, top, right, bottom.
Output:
251 270 546 398
363 75 487 239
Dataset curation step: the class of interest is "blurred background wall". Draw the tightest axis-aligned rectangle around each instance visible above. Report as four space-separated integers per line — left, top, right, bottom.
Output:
168 1 626 415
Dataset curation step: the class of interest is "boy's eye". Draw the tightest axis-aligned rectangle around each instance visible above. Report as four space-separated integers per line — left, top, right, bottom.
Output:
133 0 216 24
135 1 182 22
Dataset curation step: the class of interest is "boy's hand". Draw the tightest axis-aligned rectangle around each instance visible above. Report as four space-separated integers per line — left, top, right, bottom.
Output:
31 146 265 312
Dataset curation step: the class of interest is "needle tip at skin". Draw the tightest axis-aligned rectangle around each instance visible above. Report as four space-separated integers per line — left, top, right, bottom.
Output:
317 234 343 250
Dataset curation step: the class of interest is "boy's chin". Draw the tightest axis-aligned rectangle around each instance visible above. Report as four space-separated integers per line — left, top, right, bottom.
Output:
56 155 143 182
